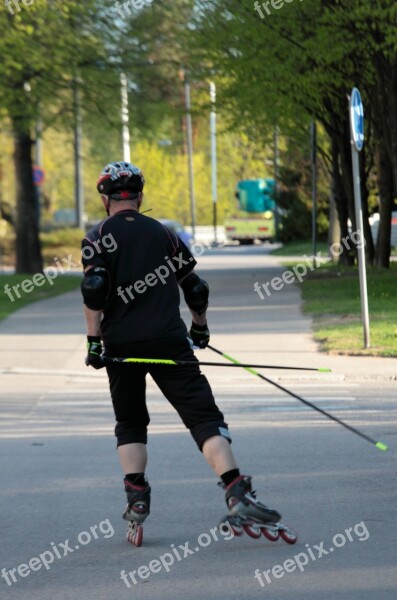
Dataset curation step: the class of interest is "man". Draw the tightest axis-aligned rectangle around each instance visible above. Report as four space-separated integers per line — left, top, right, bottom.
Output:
81 161 281 545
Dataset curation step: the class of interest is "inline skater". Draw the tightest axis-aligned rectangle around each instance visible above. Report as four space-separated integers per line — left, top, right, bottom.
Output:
81 161 283 545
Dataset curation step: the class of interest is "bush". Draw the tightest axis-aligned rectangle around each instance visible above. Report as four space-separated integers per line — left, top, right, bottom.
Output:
40 227 85 249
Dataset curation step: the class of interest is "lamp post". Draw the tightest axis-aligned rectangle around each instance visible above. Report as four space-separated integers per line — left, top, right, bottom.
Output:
210 81 218 245
181 69 197 242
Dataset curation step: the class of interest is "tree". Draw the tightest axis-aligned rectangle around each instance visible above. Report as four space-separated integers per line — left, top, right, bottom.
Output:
186 0 397 265
0 0 121 273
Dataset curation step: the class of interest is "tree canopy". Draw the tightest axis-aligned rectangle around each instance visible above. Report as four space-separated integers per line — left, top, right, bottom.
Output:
1 0 396 270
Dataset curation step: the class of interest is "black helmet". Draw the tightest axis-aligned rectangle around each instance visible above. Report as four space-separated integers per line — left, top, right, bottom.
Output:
97 161 145 200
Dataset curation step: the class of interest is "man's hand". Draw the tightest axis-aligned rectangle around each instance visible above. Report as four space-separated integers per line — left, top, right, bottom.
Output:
189 322 210 349
85 336 105 369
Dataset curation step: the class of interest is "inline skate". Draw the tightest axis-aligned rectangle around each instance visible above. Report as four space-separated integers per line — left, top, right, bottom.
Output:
219 475 297 544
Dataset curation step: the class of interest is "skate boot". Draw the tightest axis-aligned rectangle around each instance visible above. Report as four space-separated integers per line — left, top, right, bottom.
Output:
122 478 151 547
219 475 297 544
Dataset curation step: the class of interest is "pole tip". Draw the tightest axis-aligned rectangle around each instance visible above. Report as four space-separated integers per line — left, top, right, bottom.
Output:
375 442 388 452
318 368 332 372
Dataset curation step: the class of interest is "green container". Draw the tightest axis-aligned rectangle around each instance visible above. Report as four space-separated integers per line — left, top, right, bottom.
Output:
237 179 276 213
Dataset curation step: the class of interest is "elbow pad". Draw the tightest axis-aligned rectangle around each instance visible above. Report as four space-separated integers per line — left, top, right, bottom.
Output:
81 267 110 310
181 272 209 315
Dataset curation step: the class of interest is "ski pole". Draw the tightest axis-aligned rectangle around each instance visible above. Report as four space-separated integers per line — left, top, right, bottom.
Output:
207 345 389 453
104 356 331 371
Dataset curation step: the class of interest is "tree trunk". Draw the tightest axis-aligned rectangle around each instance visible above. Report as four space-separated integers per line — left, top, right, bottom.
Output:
330 134 354 265
338 124 374 265
388 58 397 190
375 142 393 267
369 55 396 267
359 146 375 266
13 127 43 274
338 124 356 232
328 191 341 263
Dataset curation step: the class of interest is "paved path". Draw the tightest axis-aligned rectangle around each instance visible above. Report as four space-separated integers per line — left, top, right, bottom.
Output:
0 246 395 600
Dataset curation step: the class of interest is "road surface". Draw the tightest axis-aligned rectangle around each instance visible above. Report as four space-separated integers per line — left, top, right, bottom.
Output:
0 246 396 600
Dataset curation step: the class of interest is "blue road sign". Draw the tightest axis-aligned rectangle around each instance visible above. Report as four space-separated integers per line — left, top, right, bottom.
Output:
350 88 364 152
33 165 45 186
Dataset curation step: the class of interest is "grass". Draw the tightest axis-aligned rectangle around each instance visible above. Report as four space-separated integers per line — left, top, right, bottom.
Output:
299 264 397 357
271 239 329 257
0 274 81 322
272 238 397 257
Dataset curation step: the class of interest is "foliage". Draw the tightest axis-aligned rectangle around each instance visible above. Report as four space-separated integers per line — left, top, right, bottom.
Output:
187 0 397 264
277 132 330 242
40 228 85 248
2 0 397 268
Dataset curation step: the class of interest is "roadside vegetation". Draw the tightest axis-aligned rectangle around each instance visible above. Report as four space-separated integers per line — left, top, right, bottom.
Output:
0 274 81 322
271 240 329 258
299 264 397 357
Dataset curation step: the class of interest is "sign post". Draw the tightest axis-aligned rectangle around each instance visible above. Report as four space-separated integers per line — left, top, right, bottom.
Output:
120 73 131 163
349 87 370 348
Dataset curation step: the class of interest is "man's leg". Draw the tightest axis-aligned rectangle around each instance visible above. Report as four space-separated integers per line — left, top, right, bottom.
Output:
202 435 237 476
105 353 149 474
118 443 148 474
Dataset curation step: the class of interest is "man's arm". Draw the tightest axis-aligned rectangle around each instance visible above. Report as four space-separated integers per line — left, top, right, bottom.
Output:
81 265 108 368
178 270 208 319
82 265 104 336
179 270 210 348
84 305 103 337
188 307 207 326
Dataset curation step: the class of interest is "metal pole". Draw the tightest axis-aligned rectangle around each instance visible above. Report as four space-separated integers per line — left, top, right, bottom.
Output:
120 72 131 163
73 78 84 230
311 120 317 268
351 147 370 348
184 72 196 241
349 88 370 349
273 127 279 241
210 82 217 245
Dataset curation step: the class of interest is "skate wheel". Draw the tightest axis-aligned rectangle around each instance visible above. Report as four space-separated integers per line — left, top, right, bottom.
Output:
127 523 143 547
134 524 143 547
261 526 280 542
279 526 297 545
243 523 262 539
219 518 244 537
231 524 244 537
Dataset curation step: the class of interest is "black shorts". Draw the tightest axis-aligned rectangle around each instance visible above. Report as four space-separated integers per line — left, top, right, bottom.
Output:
104 337 231 450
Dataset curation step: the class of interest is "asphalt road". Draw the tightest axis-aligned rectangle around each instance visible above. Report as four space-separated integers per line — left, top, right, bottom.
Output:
0 245 396 600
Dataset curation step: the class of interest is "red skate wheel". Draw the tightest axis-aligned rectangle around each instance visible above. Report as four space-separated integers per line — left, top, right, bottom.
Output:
127 523 143 547
230 523 244 536
243 523 262 539
279 526 297 545
219 518 243 537
261 526 280 542
133 524 143 547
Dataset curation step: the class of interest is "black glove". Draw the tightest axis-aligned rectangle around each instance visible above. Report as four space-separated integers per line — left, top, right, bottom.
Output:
189 322 210 349
85 336 105 369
